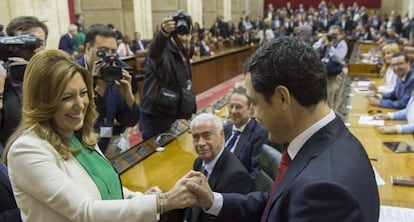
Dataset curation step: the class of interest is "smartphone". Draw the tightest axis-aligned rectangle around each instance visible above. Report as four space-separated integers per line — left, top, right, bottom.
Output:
383 141 414 153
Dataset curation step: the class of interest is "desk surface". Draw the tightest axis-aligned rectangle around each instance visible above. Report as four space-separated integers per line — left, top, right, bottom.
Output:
346 78 414 208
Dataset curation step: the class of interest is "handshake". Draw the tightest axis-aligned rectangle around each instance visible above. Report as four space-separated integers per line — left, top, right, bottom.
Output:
152 171 213 213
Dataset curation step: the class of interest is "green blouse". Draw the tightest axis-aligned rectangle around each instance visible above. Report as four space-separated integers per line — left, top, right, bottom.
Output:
70 135 123 200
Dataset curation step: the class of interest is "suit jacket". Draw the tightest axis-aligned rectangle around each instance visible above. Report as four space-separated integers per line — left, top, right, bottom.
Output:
58 33 74 54
132 39 147 52
224 120 268 180
217 116 380 222
7 130 158 222
0 160 21 222
187 149 254 222
380 69 414 109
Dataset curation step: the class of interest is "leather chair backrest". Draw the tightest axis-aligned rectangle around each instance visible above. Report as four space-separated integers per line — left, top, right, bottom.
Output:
255 144 282 192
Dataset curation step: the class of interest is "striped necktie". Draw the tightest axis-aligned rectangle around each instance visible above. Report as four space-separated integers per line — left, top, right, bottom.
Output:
226 130 241 151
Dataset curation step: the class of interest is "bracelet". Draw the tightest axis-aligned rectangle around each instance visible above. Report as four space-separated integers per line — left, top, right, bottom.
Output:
157 192 165 214
159 200 165 215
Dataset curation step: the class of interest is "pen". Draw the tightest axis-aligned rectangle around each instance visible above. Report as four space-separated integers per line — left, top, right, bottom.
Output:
369 158 378 161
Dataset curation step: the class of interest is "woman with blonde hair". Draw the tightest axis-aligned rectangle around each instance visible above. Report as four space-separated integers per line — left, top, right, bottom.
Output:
369 43 400 94
3 50 196 222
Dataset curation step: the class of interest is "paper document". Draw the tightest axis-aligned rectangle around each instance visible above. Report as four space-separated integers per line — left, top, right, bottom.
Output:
357 81 372 87
373 166 385 185
380 205 414 222
358 115 384 126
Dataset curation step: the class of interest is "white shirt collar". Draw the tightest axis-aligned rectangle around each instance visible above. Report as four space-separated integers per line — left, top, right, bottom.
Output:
287 110 336 159
232 118 251 133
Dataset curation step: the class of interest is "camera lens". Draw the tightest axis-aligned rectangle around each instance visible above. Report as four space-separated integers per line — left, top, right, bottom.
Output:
176 19 190 35
96 50 106 58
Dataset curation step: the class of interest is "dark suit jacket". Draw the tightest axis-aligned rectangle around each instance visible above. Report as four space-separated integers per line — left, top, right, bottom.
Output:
187 149 254 222
58 33 74 54
217 116 380 222
224 120 268 181
0 161 21 222
132 39 147 52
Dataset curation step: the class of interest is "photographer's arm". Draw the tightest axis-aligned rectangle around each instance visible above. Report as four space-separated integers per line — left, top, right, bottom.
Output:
0 64 6 127
148 17 175 61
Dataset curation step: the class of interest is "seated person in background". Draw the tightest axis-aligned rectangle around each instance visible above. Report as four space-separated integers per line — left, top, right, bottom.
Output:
368 43 400 94
131 31 147 53
184 113 254 222
367 52 414 109
235 31 252 46
199 34 213 56
3 50 196 222
77 24 140 156
224 86 268 181
116 35 134 57
313 25 348 108
374 95 414 134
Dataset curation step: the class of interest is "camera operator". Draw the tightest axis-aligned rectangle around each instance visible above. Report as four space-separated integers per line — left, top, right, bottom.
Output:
0 16 48 147
76 24 139 156
312 25 348 108
139 10 196 140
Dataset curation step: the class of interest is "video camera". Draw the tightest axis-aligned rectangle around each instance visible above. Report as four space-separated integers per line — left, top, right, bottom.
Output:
172 9 192 35
0 34 41 85
96 50 122 82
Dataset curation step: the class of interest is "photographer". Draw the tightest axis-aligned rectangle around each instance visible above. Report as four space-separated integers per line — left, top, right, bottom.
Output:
312 25 348 108
0 16 48 147
76 24 139 156
139 10 196 140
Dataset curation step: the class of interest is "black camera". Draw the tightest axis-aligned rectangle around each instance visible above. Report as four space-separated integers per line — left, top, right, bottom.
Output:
326 33 337 42
0 34 41 85
172 9 192 35
96 50 122 82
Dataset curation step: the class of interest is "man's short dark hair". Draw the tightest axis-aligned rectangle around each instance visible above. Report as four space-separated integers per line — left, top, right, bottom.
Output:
85 24 117 46
6 16 49 39
243 37 327 106
392 52 409 62
231 86 251 106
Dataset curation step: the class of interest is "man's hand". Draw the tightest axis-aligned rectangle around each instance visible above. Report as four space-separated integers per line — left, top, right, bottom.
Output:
377 125 397 134
162 171 200 211
115 69 135 108
161 17 175 37
185 170 215 209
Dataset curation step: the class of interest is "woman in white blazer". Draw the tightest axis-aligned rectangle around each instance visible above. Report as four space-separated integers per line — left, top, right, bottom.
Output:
3 50 197 222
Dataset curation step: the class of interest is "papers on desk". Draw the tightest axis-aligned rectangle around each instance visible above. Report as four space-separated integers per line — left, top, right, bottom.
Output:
356 81 372 87
354 88 374 94
373 166 386 186
380 205 414 222
358 115 384 126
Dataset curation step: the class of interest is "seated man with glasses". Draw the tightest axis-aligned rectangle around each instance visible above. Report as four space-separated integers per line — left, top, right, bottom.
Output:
367 52 414 109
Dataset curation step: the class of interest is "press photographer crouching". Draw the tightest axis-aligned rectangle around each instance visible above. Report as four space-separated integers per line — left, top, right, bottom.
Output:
312 25 348 108
0 16 48 147
140 10 196 140
76 24 140 157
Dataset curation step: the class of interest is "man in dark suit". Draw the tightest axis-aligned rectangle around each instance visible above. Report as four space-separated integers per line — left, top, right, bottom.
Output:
187 37 379 222
58 24 77 55
131 31 147 53
224 86 267 181
185 113 254 222
0 145 21 221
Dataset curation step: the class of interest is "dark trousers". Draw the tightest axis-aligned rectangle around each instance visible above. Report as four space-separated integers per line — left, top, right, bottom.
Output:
139 112 175 140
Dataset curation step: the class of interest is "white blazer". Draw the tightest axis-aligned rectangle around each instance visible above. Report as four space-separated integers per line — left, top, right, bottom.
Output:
7 130 157 222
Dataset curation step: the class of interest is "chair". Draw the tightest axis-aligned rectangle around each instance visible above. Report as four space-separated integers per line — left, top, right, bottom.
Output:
255 144 282 192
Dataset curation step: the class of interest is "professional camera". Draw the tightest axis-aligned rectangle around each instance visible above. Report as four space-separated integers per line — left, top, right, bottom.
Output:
172 9 192 35
0 34 41 85
326 33 337 42
96 50 122 82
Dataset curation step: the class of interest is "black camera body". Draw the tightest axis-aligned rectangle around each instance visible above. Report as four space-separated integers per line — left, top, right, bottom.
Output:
96 50 122 82
172 10 192 35
326 33 337 42
0 34 41 85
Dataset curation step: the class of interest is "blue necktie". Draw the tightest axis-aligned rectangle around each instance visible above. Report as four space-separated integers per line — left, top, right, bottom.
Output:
226 130 241 151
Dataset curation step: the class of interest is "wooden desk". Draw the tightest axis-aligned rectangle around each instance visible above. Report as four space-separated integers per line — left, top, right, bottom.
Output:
348 42 380 78
120 131 198 192
191 45 255 94
346 78 414 208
